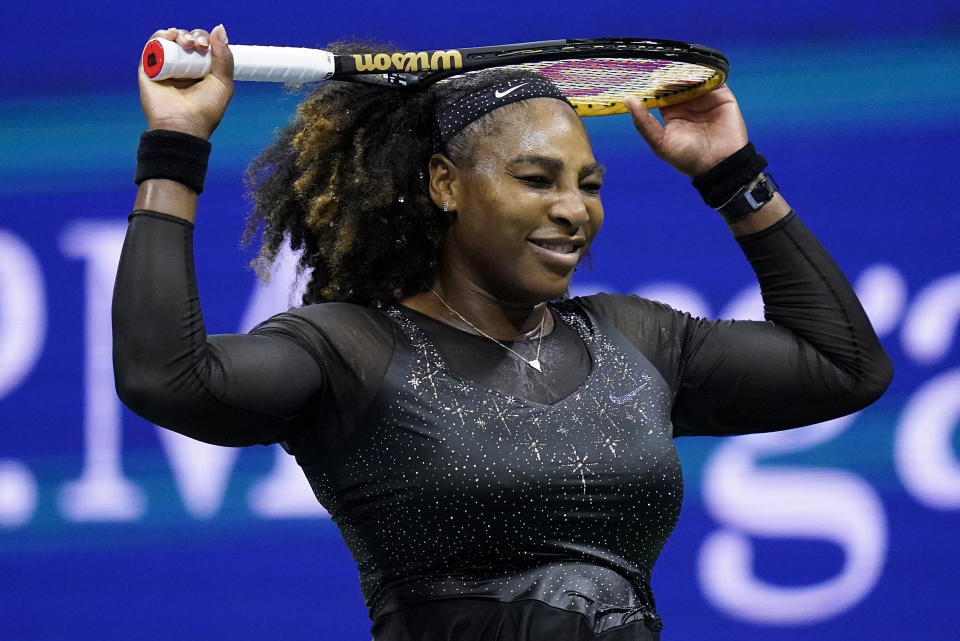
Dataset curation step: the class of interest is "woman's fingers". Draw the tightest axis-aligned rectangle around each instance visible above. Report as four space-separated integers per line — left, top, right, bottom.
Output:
149 27 179 41
191 29 211 48
167 28 211 52
623 96 666 156
178 28 211 51
146 27 212 50
207 25 234 85
144 27 211 55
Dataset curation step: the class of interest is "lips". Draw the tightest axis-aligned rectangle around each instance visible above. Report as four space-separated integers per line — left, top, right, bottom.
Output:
528 239 576 254
527 236 584 271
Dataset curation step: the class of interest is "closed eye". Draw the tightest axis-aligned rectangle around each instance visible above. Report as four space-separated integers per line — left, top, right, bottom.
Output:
518 175 552 188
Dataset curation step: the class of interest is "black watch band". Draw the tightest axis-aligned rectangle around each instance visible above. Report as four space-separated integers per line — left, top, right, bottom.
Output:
716 173 779 223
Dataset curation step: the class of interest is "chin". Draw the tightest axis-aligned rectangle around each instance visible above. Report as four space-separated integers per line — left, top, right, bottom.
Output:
529 276 574 304
497 263 575 305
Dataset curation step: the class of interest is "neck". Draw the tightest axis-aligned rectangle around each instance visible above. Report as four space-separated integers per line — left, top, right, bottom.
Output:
402 279 552 341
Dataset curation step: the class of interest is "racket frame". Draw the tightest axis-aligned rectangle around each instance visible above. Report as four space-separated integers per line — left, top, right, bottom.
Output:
144 36 729 115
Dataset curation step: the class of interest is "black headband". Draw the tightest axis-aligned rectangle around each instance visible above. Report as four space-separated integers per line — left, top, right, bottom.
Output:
434 75 573 149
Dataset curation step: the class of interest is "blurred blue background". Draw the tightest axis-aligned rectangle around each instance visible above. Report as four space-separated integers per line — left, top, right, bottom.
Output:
1 1 958 639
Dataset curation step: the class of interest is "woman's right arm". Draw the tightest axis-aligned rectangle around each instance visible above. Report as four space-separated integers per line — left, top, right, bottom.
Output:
113 27 324 447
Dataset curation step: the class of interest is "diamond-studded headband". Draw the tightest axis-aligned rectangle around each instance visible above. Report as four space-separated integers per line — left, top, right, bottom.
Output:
434 75 574 149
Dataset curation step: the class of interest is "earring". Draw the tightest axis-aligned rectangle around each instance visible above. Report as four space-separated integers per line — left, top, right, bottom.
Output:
443 201 449 212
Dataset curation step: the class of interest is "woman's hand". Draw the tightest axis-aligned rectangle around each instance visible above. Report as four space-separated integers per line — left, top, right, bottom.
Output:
624 86 748 177
138 25 234 140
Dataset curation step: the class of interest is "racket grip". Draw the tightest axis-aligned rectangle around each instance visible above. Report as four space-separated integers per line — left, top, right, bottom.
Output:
142 39 336 83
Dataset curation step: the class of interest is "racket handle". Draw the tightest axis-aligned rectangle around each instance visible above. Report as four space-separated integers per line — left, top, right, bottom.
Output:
142 39 336 83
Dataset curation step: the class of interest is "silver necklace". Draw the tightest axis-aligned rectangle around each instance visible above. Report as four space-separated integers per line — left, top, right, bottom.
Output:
429 288 547 373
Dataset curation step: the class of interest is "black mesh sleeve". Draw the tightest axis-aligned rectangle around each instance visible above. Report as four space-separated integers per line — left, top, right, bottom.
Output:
111 211 326 446
581 212 893 437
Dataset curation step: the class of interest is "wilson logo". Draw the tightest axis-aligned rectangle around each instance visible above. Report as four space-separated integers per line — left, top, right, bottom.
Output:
351 50 463 73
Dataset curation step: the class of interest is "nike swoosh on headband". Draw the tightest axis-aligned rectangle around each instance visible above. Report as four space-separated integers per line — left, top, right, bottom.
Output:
494 83 528 98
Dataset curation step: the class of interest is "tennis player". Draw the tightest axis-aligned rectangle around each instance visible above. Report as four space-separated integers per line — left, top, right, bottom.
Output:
114 26 892 640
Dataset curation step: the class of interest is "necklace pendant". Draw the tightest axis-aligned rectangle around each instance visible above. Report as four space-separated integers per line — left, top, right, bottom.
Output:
428 287 547 374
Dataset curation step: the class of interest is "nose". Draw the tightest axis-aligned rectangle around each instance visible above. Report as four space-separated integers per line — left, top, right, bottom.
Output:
548 186 590 230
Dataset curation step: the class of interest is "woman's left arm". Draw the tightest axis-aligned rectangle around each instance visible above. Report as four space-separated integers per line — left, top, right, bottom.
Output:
623 89 893 436
670 212 893 435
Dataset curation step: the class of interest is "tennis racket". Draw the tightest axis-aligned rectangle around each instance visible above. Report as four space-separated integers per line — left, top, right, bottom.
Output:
142 37 728 116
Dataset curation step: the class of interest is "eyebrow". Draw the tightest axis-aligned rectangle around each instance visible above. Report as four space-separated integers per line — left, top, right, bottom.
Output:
506 154 607 179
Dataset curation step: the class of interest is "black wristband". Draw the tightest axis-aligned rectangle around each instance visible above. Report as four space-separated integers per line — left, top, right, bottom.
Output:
691 142 768 209
134 129 212 195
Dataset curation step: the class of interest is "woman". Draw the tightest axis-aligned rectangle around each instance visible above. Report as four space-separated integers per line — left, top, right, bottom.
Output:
114 25 893 640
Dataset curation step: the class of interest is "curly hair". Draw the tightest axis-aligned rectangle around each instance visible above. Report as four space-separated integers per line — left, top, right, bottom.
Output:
244 43 556 307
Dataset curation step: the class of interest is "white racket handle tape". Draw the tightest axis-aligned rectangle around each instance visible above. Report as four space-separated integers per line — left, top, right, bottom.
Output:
142 39 336 83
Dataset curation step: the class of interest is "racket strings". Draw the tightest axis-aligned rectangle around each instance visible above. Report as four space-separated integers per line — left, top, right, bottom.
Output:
436 58 725 116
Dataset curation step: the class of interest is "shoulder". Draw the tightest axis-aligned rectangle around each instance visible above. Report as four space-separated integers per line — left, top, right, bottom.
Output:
564 293 705 395
563 292 706 356
563 292 689 325
256 301 389 330
290 301 392 329
251 302 395 358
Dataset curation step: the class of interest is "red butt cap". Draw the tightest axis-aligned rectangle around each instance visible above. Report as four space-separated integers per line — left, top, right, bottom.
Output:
142 40 165 78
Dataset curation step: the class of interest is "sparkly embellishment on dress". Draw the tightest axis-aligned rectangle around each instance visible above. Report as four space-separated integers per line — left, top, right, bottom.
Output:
303 301 683 634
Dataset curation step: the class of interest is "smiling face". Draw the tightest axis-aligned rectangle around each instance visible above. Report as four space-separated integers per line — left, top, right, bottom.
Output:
432 98 605 306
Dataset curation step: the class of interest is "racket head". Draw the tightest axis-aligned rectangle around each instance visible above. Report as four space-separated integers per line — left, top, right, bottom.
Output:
499 56 726 115
432 39 729 116
337 38 729 116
